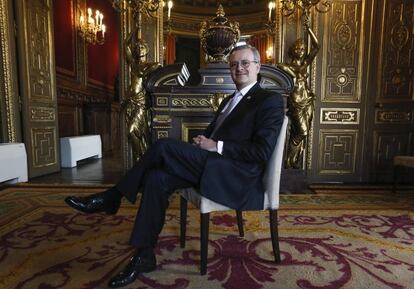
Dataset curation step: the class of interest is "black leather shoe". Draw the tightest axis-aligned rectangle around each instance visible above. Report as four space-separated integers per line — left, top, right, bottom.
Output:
108 252 156 288
64 192 120 215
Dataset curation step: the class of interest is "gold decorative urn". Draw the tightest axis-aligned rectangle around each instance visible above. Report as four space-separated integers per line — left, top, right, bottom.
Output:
200 5 240 63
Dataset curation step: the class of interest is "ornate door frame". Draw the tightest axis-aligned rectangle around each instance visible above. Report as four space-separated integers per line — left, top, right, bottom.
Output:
0 0 21 143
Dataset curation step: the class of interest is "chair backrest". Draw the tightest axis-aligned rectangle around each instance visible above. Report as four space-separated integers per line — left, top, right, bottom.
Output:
262 115 289 209
183 115 289 213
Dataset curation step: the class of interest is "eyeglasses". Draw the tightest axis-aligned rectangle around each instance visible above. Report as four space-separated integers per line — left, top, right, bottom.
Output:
229 60 258 69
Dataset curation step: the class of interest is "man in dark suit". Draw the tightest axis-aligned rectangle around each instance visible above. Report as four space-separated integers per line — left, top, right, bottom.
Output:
65 44 285 288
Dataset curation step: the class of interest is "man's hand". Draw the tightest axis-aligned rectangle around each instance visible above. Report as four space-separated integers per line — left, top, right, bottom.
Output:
192 135 217 152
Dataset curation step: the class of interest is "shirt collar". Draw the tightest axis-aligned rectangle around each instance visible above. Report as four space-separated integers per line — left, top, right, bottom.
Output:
237 81 257 97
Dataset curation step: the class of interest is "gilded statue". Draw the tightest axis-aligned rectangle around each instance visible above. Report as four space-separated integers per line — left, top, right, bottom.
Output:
277 23 320 169
123 27 161 161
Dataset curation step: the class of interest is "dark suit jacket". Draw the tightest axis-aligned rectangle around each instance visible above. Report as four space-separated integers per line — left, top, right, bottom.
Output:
199 82 285 210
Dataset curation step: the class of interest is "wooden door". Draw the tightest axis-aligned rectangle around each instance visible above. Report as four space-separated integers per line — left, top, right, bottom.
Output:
309 0 374 183
15 0 60 178
366 0 414 182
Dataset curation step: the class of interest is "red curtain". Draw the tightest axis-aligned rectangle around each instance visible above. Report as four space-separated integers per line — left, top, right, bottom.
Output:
165 34 176 65
248 34 267 64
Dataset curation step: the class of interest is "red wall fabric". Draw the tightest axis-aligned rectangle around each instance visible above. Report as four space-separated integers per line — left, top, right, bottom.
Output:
87 0 119 89
53 0 75 75
165 34 176 65
248 34 267 64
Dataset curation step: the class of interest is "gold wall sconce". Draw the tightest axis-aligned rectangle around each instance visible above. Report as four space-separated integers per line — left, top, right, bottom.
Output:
111 0 161 17
281 0 332 24
265 1 276 35
163 0 174 33
78 8 106 45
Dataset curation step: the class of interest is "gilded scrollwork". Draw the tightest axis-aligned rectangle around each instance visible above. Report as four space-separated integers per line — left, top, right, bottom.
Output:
29 1 53 101
376 110 411 124
322 1 362 102
30 107 55 121
320 108 359 124
153 115 172 124
171 98 210 107
209 93 227 112
379 1 413 101
112 0 161 18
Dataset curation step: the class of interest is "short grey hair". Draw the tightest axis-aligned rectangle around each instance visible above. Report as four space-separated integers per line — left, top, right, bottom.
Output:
229 44 261 63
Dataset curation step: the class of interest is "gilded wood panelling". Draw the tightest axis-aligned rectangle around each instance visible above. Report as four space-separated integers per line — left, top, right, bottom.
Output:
377 0 413 102
321 0 364 103
27 1 53 102
320 108 360 124
318 129 358 174
373 131 411 169
30 106 56 121
15 0 60 177
181 122 209 142
375 109 412 124
153 114 172 127
172 98 211 107
156 97 168 106
30 127 57 168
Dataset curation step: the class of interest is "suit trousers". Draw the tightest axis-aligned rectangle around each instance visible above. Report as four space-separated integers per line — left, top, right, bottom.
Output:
115 138 209 248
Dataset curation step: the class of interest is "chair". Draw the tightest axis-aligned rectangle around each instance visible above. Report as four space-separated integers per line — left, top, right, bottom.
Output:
392 155 414 193
179 116 289 275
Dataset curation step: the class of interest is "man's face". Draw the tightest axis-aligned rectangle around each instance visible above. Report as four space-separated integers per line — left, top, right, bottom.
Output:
229 48 261 90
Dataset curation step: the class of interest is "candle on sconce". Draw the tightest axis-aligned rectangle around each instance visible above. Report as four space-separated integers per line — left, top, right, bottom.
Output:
268 2 272 21
167 0 173 20
100 14 103 27
95 10 100 27
102 25 106 37
87 8 93 24
268 1 275 21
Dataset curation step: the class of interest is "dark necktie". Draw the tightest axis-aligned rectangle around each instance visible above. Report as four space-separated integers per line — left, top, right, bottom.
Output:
211 91 242 138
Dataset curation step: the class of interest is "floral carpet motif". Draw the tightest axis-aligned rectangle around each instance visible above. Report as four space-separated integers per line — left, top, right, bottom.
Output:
0 186 413 289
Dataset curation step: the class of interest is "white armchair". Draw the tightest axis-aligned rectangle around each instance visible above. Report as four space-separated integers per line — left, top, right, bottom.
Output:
179 116 289 275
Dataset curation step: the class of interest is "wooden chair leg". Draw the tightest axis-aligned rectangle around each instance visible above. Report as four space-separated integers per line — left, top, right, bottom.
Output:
200 212 210 275
393 165 403 193
236 210 244 237
269 209 281 263
180 196 187 248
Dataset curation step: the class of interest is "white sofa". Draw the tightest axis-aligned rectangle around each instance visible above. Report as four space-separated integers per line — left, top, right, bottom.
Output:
60 135 102 168
0 143 28 183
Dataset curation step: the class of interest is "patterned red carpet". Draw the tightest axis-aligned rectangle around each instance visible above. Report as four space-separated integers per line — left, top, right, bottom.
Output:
0 186 413 289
